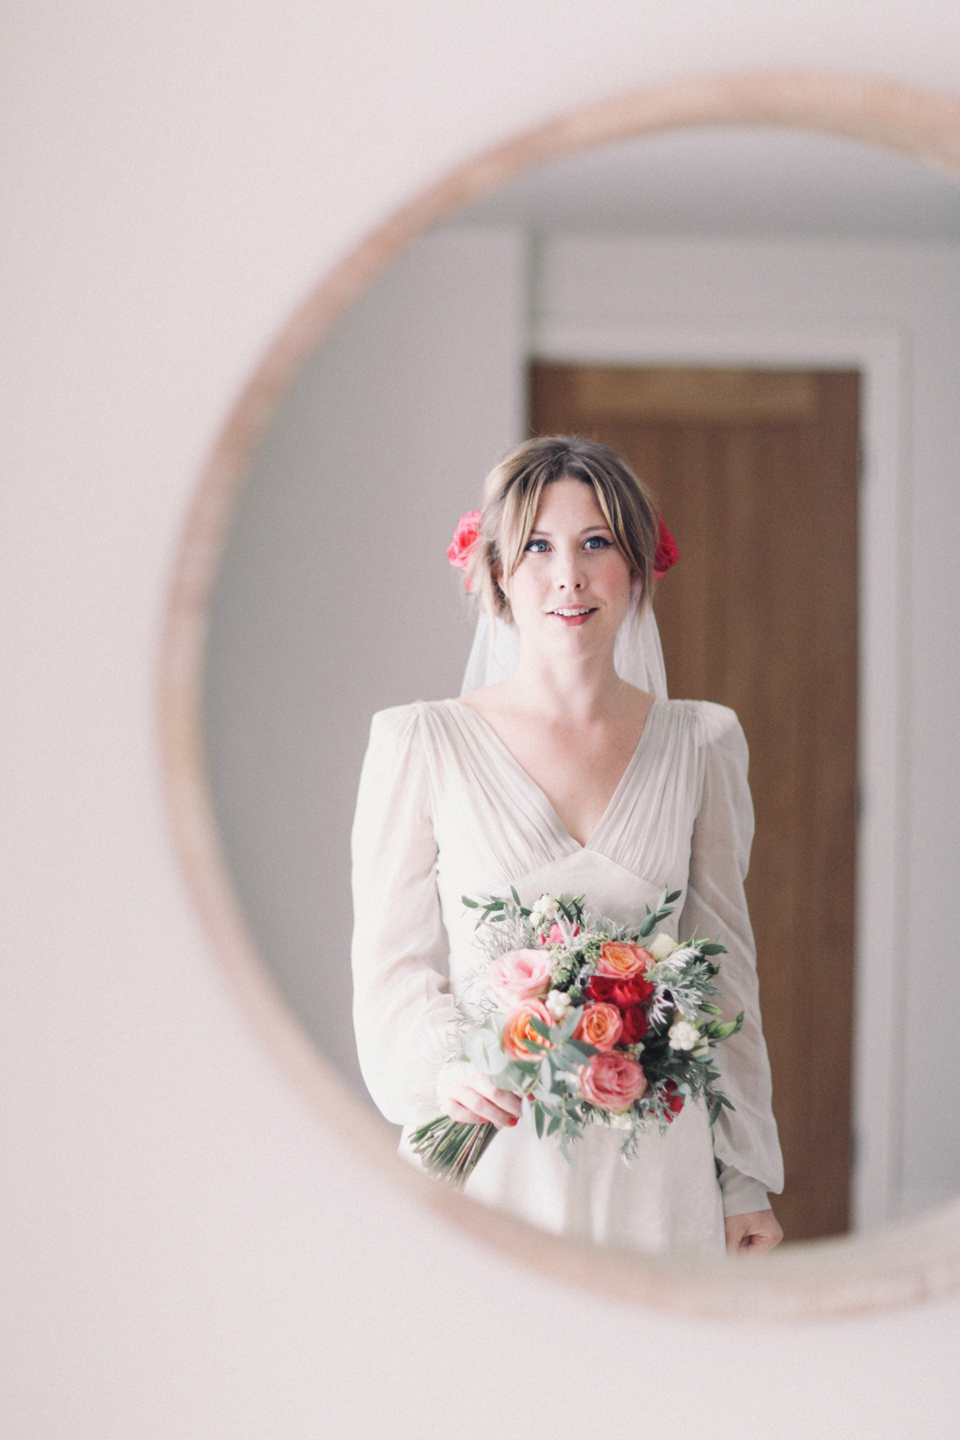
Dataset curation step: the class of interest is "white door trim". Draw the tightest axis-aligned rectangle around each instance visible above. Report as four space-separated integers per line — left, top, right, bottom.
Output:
531 319 907 1233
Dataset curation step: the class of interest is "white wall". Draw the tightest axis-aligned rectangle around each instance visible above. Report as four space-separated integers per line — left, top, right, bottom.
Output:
6 2 960 1436
204 226 527 1092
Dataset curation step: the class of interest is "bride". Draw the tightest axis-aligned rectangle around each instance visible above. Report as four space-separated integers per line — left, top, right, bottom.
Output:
351 436 783 1256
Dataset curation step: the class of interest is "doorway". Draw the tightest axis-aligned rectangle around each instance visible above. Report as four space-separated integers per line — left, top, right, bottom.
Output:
531 361 859 1242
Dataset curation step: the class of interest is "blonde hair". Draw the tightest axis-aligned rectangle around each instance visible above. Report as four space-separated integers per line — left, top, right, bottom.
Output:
466 436 661 621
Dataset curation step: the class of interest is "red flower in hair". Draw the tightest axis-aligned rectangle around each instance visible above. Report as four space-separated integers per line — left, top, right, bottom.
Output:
653 519 679 580
446 510 482 591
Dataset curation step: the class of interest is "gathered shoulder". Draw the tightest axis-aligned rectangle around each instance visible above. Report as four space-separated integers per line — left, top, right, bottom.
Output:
366 698 463 756
369 700 422 731
658 697 742 741
365 701 427 759
693 699 744 747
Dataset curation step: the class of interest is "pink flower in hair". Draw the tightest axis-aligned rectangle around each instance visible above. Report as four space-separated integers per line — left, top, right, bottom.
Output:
446 510 482 590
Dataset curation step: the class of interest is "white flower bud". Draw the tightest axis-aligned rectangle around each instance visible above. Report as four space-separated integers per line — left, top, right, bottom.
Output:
648 931 679 962
530 893 560 929
545 989 572 1021
668 1019 701 1052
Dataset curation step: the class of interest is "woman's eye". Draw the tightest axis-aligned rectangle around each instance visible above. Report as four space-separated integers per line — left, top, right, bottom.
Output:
584 536 613 550
525 539 549 553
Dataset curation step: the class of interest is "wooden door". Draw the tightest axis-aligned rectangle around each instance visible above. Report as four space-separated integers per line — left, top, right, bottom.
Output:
531 363 859 1242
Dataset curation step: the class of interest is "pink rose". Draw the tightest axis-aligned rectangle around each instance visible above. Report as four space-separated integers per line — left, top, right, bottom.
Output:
574 1002 623 1052
446 510 482 590
579 1051 647 1112
486 949 553 1008
543 921 580 944
595 940 653 979
502 1000 554 1059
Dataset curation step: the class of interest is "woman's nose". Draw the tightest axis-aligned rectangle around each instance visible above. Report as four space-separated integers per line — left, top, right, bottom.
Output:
554 551 585 590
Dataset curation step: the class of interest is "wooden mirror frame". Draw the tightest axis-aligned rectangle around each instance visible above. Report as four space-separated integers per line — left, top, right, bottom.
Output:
160 70 960 1320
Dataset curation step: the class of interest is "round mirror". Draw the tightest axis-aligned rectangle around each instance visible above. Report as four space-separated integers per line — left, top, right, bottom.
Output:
163 74 960 1317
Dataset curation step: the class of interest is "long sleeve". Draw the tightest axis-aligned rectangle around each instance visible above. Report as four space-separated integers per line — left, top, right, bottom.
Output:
678 703 784 1215
350 706 461 1127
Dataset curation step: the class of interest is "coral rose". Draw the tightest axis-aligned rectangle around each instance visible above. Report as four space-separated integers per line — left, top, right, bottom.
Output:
574 1002 623 1052
501 999 554 1059
486 949 552 1009
595 941 653 978
446 510 482 589
579 1051 647 1112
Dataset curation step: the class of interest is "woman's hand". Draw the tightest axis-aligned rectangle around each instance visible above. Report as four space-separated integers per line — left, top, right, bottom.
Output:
437 1063 523 1128
724 1208 784 1255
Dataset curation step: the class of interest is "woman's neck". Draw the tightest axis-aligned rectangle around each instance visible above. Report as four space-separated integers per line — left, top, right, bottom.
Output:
501 649 637 725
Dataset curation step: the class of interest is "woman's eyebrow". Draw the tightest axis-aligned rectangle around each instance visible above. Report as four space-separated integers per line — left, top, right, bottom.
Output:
528 524 613 537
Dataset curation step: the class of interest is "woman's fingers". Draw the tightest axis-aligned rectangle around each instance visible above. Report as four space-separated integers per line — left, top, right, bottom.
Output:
448 1085 521 1127
437 1062 523 1127
724 1208 784 1254
471 1072 523 1119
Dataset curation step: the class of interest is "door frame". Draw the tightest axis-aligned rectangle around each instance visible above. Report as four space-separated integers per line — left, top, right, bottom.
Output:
531 317 905 1233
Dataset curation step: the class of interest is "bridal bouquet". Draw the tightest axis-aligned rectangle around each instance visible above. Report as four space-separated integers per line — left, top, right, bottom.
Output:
410 888 744 1188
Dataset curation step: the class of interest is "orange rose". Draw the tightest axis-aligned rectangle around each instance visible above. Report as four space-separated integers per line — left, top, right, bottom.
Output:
595 940 653 979
501 1000 554 1059
574 1002 623 1052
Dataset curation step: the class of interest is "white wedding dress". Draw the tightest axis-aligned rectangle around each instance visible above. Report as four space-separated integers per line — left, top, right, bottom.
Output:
351 695 783 1257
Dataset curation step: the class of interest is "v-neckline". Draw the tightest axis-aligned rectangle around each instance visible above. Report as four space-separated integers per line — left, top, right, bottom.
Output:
447 696 660 852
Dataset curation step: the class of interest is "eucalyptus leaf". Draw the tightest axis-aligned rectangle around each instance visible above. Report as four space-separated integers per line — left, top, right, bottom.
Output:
562 1039 598 1061
558 1007 582 1041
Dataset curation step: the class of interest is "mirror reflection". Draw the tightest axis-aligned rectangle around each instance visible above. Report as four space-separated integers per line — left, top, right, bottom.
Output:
202 124 960 1249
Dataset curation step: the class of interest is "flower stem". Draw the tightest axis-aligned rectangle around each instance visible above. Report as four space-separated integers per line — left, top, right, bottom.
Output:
409 1117 498 1189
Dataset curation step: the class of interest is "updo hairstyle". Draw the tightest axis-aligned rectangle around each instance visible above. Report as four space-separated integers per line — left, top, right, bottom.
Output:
466 435 661 622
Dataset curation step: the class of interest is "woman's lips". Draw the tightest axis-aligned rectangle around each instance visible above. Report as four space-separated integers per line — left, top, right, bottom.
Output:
549 607 596 627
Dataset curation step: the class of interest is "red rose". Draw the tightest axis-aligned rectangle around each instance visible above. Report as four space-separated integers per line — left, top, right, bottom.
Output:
619 1004 649 1045
586 973 654 1009
653 519 679 579
662 1079 685 1123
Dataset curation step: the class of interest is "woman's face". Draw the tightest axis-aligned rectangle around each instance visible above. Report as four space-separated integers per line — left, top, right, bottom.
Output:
500 477 635 660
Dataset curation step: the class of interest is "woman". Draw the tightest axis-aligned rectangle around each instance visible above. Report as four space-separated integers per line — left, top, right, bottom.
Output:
351 436 783 1256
